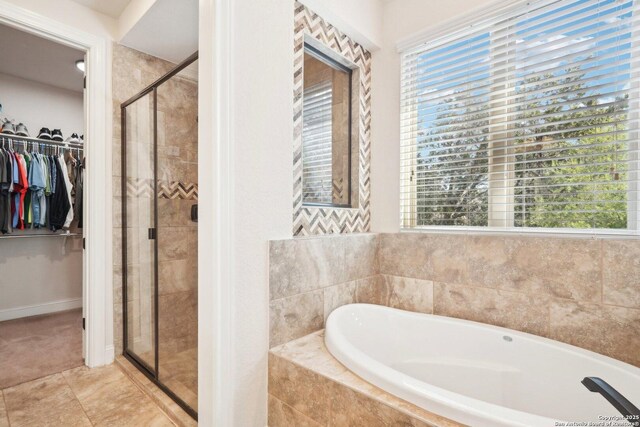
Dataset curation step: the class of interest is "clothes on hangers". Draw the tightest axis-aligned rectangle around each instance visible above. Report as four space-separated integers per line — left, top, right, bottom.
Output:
0 148 11 234
74 157 84 229
58 154 74 228
0 137 83 234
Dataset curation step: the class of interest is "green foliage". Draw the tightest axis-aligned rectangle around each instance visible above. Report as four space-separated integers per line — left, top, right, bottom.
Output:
415 64 629 229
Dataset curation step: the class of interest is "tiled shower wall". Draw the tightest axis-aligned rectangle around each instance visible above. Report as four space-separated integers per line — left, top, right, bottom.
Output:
269 233 640 367
112 44 198 356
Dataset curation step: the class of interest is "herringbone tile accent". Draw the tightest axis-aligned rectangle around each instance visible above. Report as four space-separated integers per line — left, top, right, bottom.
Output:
126 178 198 201
158 181 198 200
292 1 371 236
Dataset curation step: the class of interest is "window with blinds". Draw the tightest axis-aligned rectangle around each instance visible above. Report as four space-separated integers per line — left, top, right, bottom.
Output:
400 0 639 231
302 80 333 204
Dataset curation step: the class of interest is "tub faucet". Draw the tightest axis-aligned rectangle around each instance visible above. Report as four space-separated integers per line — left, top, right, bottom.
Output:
582 377 640 426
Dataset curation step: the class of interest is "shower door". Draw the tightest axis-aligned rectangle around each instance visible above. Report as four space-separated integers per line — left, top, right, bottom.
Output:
122 90 157 373
121 53 198 420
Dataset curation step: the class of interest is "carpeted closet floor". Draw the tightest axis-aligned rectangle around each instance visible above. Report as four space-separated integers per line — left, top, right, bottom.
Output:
0 309 83 388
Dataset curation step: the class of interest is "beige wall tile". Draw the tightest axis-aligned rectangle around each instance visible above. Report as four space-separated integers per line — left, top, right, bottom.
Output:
268 394 323 427
0 391 7 427
323 281 357 322
157 227 189 261
386 275 433 314
269 237 347 300
270 291 324 347
343 234 379 281
329 382 431 427
158 259 196 294
268 354 332 425
356 276 389 306
433 282 550 336
550 300 640 367
158 291 198 356
380 234 601 302
496 236 601 302
603 240 640 309
3 374 92 427
378 233 468 283
378 233 431 279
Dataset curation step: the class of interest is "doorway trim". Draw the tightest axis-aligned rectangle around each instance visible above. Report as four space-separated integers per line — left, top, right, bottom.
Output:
0 1 112 367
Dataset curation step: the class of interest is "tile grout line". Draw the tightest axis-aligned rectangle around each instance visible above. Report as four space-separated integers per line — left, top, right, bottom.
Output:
60 370 95 427
1 389 11 427
114 361 181 427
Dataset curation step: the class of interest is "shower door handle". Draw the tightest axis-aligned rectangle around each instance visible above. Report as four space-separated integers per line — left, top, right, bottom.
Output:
148 228 156 240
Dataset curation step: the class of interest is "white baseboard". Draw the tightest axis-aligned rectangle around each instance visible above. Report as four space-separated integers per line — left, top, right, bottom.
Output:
0 298 82 322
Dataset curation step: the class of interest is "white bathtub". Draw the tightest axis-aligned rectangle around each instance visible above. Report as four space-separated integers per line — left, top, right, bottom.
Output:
325 304 640 427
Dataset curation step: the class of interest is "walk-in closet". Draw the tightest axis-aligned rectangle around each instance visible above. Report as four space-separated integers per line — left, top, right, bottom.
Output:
0 23 86 389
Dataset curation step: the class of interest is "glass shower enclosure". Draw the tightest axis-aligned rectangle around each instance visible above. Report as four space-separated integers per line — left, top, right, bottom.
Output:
121 53 198 419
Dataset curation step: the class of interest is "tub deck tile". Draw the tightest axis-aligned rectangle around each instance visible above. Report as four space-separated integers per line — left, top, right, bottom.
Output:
269 330 464 427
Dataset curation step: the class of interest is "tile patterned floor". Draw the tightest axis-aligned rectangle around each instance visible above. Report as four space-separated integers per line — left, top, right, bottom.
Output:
0 364 177 427
0 309 83 388
136 348 198 411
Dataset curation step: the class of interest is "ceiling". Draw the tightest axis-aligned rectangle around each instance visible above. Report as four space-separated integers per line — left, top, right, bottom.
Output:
70 0 131 18
120 0 198 64
0 24 85 93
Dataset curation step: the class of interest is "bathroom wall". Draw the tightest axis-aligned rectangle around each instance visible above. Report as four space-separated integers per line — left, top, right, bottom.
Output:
0 72 84 138
269 232 640 367
378 233 640 367
155 72 198 361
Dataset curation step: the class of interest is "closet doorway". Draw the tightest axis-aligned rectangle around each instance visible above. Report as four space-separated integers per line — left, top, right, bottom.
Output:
121 53 199 419
0 23 86 388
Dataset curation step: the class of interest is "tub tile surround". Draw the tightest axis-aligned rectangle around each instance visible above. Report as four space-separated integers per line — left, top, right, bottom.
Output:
268 331 463 427
269 234 378 347
269 232 640 367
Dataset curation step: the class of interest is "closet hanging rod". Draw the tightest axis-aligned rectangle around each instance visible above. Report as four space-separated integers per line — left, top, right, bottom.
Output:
0 231 82 239
0 133 84 148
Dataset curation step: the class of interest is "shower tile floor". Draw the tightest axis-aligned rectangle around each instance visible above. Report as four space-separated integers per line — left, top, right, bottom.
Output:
0 364 178 426
136 347 198 411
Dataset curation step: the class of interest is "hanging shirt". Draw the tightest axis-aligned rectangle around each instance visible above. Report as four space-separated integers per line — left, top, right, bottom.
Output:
49 155 69 231
58 155 74 228
29 154 46 229
0 149 8 233
12 153 28 230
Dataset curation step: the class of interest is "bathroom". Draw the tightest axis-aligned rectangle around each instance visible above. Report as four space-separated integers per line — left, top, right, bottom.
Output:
0 0 639 426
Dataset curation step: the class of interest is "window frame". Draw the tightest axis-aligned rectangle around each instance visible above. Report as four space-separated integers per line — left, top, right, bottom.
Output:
399 0 640 235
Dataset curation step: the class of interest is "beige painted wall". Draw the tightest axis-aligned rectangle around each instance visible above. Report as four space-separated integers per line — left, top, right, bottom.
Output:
0 74 83 319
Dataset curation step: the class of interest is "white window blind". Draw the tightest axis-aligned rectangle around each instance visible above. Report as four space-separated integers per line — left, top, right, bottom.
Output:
303 80 333 204
400 0 640 231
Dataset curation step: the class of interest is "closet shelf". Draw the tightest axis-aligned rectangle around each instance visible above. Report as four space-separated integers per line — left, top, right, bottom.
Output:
0 231 82 239
0 132 84 148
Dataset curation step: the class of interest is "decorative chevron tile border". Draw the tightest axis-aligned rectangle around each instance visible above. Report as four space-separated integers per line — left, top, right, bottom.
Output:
293 1 371 236
126 178 154 198
126 178 198 200
158 181 198 200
